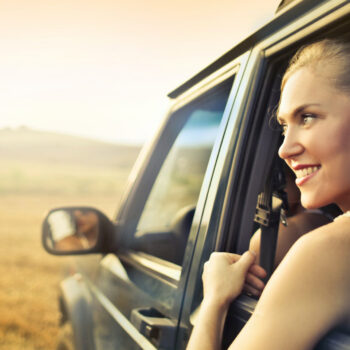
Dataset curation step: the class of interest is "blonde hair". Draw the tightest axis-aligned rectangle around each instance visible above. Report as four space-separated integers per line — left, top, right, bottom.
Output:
281 38 350 93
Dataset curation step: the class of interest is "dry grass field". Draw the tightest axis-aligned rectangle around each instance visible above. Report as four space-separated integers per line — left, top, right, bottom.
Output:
0 128 140 350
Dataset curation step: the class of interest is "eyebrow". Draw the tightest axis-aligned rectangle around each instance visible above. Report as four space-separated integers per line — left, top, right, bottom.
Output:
276 103 321 124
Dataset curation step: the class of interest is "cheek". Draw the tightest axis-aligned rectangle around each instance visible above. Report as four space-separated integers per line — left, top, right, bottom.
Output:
310 121 350 163
333 120 350 149
315 124 350 199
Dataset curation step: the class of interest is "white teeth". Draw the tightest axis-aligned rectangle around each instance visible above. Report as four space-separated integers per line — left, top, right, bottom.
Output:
295 166 320 178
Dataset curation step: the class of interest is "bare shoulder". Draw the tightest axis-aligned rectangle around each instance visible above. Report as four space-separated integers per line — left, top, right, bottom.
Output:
255 219 350 339
296 216 350 255
281 218 350 289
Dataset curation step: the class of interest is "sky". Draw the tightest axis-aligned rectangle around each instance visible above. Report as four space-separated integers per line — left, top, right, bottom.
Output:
0 0 280 145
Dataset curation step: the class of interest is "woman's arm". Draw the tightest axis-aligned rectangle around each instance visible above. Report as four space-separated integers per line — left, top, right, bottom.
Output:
186 298 229 350
230 221 350 350
186 252 266 350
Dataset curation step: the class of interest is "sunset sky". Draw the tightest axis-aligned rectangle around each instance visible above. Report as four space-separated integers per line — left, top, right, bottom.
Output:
0 0 280 145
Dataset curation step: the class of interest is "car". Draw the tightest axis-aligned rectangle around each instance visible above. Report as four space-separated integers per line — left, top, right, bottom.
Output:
41 0 350 349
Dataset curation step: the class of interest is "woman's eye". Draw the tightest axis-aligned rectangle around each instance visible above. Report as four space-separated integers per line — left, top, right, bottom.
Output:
302 113 316 126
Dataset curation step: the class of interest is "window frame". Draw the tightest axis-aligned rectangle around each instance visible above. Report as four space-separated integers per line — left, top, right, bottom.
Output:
116 54 251 268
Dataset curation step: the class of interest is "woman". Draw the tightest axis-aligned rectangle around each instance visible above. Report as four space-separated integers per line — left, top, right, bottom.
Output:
187 38 350 350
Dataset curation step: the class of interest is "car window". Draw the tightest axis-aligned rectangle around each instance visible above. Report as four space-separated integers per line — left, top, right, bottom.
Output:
134 77 234 265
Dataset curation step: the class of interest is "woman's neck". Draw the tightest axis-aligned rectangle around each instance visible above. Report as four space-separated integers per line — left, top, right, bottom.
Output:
287 202 305 217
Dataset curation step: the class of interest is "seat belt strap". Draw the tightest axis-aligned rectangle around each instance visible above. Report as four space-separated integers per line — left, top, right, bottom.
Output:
254 162 288 282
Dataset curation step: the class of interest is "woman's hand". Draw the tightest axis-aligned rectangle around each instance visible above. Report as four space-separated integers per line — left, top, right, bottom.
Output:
187 252 266 350
202 251 266 309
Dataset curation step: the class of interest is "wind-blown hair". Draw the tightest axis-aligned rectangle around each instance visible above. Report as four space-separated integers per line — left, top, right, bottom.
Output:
281 38 350 94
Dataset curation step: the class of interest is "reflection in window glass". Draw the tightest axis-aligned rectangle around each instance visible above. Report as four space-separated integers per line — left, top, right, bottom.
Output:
137 110 222 232
135 77 234 264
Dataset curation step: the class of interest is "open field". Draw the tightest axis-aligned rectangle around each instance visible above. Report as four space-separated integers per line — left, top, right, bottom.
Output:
0 128 140 349
0 194 121 350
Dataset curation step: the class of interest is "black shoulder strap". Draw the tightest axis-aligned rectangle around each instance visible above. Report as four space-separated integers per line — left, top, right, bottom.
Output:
254 159 288 282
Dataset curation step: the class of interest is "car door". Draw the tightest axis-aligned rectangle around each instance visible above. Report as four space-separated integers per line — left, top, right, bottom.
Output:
181 1 350 349
86 52 251 350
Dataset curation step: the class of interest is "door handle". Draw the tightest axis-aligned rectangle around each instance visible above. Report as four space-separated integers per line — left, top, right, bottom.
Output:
131 307 177 349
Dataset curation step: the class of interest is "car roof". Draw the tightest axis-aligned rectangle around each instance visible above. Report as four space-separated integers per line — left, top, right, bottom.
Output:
167 0 327 99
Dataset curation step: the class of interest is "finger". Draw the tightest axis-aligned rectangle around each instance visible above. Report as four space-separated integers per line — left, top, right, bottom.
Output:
219 252 241 264
235 251 255 274
245 272 265 291
243 284 260 296
248 264 267 279
243 283 262 297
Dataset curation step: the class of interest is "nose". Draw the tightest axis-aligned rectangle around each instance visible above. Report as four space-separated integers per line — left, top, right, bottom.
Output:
278 127 303 160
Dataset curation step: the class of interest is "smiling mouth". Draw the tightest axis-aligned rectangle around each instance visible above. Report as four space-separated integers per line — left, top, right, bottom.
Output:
295 166 321 179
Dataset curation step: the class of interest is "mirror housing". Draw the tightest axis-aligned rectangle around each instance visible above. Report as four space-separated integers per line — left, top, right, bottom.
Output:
42 206 116 255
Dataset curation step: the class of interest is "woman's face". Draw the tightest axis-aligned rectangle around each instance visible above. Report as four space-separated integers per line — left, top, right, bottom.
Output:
278 67 350 211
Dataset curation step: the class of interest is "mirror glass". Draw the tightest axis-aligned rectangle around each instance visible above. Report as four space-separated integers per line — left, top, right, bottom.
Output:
44 208 99 252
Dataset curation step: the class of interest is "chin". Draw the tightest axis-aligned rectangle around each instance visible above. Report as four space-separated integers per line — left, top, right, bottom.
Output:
300 194 329 210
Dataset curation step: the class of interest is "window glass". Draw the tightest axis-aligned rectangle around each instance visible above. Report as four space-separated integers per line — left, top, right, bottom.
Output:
135 77 234 264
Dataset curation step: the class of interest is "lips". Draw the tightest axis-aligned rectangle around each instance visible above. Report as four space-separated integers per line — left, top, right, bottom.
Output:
294 166 320 179
292 165 321 186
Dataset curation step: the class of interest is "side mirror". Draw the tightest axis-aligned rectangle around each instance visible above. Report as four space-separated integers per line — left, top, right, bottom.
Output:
42 207 115 255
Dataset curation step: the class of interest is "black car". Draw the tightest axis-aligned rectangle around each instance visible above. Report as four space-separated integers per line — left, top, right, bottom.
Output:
42 0 350 349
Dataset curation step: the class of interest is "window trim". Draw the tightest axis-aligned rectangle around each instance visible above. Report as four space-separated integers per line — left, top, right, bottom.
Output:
121 251 182 285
